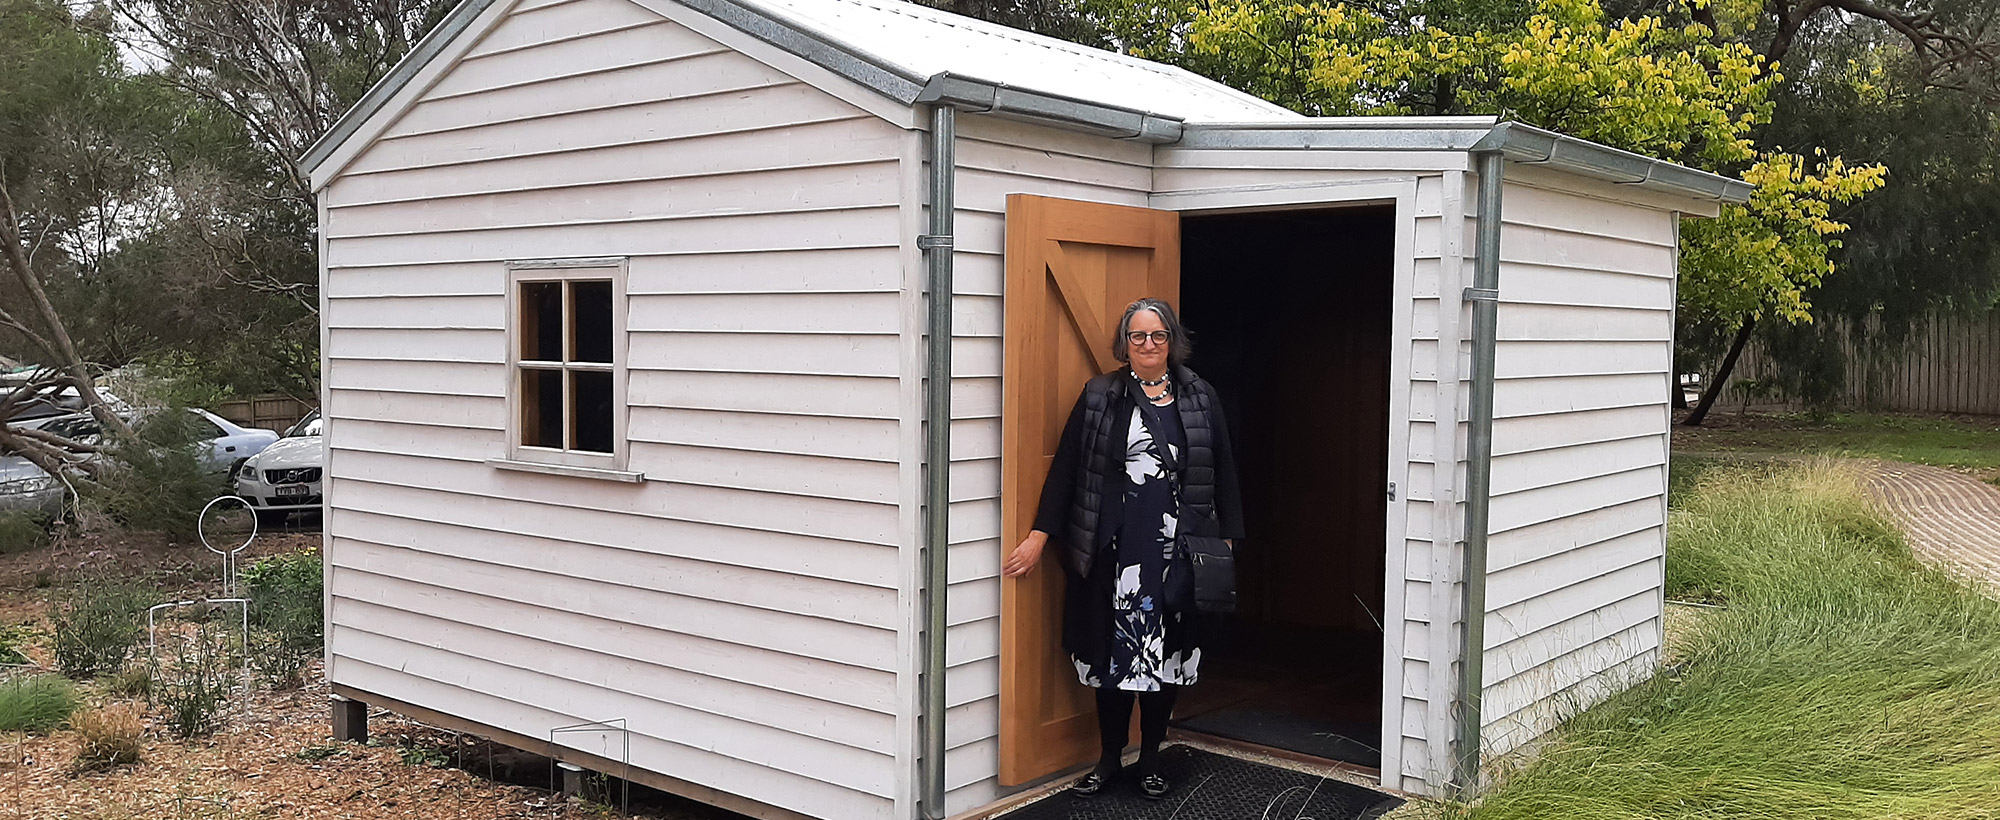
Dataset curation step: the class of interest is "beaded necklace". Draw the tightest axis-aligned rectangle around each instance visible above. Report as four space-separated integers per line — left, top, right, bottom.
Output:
1132 369 1173 404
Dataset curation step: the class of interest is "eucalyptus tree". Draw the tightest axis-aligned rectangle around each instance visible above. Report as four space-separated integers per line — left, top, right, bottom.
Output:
0 0 151 472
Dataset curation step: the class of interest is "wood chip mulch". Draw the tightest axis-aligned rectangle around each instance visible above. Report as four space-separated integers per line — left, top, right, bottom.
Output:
2 527 601 820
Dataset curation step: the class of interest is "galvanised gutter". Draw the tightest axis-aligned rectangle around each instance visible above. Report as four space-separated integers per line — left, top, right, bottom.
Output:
1472 122 1755 202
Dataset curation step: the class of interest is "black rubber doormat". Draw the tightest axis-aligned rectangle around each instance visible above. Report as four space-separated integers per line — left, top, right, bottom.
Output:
1174 705 1382 769
996 746 1402 820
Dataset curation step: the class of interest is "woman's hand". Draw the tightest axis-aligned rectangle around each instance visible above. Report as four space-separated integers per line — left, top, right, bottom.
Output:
1003 531 1049 578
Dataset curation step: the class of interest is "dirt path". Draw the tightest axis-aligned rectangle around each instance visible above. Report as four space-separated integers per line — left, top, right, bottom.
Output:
1863 461 2000 589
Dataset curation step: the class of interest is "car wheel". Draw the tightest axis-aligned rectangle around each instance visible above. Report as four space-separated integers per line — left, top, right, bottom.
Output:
254 510 290 530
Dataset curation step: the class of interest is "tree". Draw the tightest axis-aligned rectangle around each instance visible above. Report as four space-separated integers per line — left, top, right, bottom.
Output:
1084 0 1887 424
0 0 153 464
40 0 460 401
1743 17 2000 408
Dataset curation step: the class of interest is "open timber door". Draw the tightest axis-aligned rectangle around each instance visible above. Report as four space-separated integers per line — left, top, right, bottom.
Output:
1000 194 1180 786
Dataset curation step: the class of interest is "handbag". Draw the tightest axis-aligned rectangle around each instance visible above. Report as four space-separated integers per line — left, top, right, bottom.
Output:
1184 534 1236 613
1165 534 1235 614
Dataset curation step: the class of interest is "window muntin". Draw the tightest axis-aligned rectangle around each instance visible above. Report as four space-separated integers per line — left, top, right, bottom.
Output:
508 262 625 467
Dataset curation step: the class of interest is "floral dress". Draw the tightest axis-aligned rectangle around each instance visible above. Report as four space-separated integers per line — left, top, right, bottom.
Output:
1071 399 1201 692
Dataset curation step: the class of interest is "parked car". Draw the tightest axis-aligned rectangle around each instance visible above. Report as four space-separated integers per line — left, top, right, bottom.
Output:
1 409 280 523
39 409 279 476
233 410 323 527
0 455 65 521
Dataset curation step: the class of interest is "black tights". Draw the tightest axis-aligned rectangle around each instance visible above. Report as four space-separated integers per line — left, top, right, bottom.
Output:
1094 686 1177 774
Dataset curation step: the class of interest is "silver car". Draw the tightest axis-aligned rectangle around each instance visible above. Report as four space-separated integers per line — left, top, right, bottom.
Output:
0 455 66 521
233 410 324 527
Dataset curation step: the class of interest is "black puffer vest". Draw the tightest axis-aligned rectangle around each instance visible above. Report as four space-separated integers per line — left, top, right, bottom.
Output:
1059 365 1223 580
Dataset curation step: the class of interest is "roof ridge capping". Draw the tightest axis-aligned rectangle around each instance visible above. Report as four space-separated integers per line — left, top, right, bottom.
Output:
731 0 1297 120
1474 121 1754 203
829 0 1213 78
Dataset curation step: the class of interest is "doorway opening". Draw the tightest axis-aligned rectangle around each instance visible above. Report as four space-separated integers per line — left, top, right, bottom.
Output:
1175 205 1395 770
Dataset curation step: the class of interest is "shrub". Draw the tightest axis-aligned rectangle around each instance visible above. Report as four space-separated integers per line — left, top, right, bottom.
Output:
104 662 152 698
153 618 236 739
0 511 52 554
0 674 79 732
0 622 34 666
89 409 228 540
48 576 152 680
72 702 145 770
241 549 322 689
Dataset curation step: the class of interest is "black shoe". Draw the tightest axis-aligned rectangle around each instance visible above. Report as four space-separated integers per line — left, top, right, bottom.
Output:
1072 762 1120 797
1139 772 1171 800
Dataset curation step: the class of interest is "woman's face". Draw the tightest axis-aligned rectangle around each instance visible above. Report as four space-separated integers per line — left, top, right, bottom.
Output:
1126 309 1170 373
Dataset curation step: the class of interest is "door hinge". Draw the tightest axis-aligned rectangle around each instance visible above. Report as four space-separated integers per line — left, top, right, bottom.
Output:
1387 481 1398 501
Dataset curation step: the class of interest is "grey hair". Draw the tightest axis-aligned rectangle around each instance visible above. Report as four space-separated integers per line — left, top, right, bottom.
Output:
1111 297 1191 367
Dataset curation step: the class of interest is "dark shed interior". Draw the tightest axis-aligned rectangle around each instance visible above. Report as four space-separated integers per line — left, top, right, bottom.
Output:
1176 205 1395 768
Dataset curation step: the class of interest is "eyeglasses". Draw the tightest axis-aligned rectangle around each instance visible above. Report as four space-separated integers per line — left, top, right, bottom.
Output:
1126 330 1171 347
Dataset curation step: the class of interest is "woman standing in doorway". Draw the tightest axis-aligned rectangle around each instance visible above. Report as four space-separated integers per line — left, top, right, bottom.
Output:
1001 297 1244 800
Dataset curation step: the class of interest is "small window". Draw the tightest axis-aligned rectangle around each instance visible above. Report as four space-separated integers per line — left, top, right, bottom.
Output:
508 261 626 467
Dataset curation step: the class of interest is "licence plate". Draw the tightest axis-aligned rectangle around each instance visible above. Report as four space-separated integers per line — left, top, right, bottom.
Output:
275 485 310 498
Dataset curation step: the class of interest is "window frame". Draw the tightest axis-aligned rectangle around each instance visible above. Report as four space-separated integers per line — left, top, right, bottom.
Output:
503 258 629 471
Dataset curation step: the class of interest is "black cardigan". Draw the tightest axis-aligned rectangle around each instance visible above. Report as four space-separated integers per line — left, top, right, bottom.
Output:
1031 369 1245 574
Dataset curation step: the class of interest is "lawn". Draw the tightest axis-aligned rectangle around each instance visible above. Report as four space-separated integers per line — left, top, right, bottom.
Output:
1462 461 2000 819
1673 411 2000 483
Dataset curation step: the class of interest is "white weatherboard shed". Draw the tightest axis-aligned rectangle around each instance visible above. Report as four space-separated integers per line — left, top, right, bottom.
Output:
302 0 1750 817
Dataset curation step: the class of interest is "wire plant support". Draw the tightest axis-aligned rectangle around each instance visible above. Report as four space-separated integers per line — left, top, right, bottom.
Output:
548 718 631 817
141 495 266 715
199 495 259 597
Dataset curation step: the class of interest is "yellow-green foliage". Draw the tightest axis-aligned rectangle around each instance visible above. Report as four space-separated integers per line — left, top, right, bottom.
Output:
1121 0 1886 329
1467 462 2000 819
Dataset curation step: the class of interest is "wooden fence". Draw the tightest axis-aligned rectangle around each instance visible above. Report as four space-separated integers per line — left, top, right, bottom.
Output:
1730 310 2000 415
215 394 316 434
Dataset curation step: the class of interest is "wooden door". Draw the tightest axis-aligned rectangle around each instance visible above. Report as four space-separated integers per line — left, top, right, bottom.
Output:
1000 194 1180 785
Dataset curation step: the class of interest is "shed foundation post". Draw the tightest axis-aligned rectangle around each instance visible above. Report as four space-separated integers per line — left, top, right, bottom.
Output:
558 763 587 799
331 695 367 743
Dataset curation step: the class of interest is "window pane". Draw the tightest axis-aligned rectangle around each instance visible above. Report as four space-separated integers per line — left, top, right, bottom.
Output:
571 280 614 364
520 282 563 362
571 370 614 454
521 368 564 448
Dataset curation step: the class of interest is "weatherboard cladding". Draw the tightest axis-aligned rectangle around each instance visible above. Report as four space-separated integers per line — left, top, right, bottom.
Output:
321 2 913 817
1477 177 1677 756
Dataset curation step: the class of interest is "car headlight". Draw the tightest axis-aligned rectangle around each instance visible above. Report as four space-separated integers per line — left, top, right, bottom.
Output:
0 476 59 495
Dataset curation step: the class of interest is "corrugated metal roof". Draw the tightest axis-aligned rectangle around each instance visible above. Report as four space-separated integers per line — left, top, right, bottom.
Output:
731 0 1302 123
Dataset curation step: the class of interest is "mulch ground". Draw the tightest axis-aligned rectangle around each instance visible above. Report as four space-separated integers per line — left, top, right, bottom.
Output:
0 524 621 820
2 673 589 820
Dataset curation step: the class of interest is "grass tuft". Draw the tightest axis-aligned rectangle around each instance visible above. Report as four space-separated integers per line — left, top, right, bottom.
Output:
1470 460 2000 819
72 701 146 770
0 674 80 732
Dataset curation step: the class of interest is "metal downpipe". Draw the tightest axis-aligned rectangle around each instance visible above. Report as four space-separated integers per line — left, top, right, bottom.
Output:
920 103 957 820
1455 149 1504 801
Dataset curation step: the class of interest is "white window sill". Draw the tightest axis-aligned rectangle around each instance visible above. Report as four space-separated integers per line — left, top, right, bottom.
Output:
486 458 645 483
